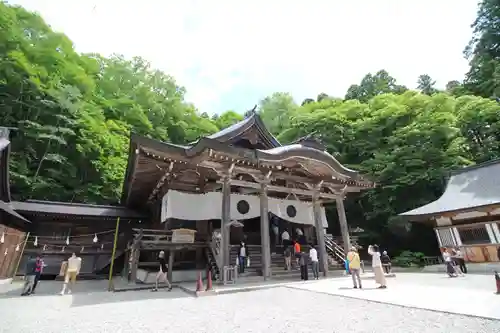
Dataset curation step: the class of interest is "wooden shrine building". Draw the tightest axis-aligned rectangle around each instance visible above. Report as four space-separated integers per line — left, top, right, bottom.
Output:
121 111 375 281
400 160 500 263
1 112 374 283
0 127 31 279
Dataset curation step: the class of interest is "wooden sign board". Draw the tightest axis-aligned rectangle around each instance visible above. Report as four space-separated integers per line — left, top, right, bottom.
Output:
171 228 196 243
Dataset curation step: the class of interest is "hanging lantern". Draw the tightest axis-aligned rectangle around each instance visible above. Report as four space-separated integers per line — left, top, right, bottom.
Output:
93 234 98 243
101 244 104 250
43 244 47 251
65 236 69 245
0 232 4 244
15 243 20 252
34 236 38 247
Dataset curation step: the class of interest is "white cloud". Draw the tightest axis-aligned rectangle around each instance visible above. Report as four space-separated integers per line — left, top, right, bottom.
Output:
9 0 479 113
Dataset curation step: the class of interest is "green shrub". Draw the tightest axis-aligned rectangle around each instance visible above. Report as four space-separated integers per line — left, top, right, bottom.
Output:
392 250 426 267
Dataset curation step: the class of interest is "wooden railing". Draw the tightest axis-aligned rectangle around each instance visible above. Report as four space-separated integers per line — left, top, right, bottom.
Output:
325 234 346 263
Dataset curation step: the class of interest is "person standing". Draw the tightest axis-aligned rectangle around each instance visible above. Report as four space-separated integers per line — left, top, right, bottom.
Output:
443 248 457 277
31 254 44 294
299 251 309 281
152 250 172 292
284 246 292 271
454 247 467 274
238 241 249 274
347 246 362 289
60 252 82 295
368 245 387 289
381 251 391 274
21 256 37 296
281 229 290 247
309 245 319 280
293 240 301 268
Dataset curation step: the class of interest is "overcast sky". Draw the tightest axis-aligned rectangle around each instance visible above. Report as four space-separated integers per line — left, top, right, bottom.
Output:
9 0 480 115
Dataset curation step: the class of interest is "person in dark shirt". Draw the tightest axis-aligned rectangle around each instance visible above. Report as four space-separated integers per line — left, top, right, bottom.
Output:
21 256 37 296
299 252 309 281
31 254 44 294
381 251 391 274
284 246 292 271
152 250 172 292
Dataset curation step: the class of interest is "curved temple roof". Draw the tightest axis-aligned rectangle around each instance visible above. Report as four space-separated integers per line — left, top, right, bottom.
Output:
400 160 500 219
121 112 374 205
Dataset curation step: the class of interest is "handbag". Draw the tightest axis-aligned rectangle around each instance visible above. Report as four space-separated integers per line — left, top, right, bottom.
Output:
246 257 250 267
235 257 239 266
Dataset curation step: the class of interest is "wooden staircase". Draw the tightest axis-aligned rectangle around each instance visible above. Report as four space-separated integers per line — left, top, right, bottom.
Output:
229 244 343 280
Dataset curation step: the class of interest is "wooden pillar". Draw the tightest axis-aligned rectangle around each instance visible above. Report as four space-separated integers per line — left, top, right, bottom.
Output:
336 197 351 254
129 229 143 284
167 249 174 283
260 183 271 279
313 195 328 277
221 176 231 268
122 246 130 279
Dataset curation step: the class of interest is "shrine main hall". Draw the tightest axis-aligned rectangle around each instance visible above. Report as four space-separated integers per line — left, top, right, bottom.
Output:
0 112 374 283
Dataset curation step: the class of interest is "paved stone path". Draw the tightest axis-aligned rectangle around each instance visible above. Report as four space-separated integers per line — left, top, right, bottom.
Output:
290 273 500 320
0 274 498 332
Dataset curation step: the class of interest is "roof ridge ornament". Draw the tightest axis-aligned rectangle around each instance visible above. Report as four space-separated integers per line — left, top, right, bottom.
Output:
244 105 258 118
293 131 326 151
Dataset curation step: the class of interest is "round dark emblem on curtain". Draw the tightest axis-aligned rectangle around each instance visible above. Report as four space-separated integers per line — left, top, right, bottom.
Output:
237 200 250 215
286 205 297 218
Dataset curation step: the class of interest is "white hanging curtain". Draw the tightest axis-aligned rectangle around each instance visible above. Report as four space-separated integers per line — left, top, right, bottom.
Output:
161 190 328 228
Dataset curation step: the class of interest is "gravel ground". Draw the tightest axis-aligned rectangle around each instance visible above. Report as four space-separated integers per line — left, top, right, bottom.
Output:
0 286 498 333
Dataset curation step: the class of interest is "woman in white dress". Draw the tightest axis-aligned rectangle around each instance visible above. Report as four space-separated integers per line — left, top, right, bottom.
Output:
368 245 387 289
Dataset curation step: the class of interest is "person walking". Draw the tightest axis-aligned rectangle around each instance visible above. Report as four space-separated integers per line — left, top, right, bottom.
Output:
381 251 391 274
21 256 38 296
60 252 82 295
347 246 362 289
454 247 467 274
299 251 309 281
152 250 172 292
31 254 44 294
309 245 319 280
368 245 387 289
284 246 292 271
443 248 457 277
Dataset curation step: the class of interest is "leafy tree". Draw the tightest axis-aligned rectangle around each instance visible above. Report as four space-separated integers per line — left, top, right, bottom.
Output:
464 0 500 97
345 70 408 102
258 92 298 135
417 74 437 95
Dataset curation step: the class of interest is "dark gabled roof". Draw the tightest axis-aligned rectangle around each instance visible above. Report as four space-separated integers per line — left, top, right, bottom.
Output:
207 111 281 148
12 200 146 219
399 159 500 219
0 200 31 226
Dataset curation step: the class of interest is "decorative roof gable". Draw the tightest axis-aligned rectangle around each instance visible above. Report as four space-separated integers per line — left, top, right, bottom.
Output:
207 107 280 149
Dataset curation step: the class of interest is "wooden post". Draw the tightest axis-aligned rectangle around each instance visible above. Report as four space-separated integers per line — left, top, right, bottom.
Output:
11 231 30 282
167 249 174 283
259 183 271 279
129 229 143 284
122 243 130 279
221 176 231 268
313 196 328 277
108 217 120 291
336 197 351 254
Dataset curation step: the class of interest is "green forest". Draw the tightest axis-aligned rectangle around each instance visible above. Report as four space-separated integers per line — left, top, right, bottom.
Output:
1 1 499 255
